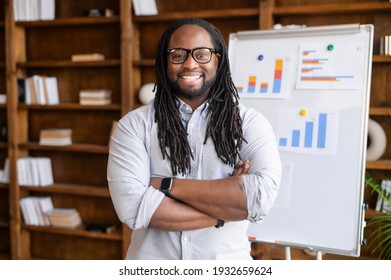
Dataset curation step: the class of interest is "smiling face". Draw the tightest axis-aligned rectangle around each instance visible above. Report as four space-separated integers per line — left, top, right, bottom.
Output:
167 24 220 110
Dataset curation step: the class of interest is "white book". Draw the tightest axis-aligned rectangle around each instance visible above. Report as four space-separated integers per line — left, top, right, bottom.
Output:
43 77 59 105
375 180 386 212
140 0 158 15
24 78 32 105
13 0 20 21
17 157 27 186
385 36 389 56
37 157 54 186
131 0 142 15
1 158 9 183
20 197 32 225
38 196 54 225
39 137 72 146
28 158 40 186
31 197 45 225
32 75 46 105
39 0 55 20
382 180 391 213
24 197 40 225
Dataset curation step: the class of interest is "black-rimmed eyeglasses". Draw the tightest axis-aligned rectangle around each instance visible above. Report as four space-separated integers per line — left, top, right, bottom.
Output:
167 47 217 64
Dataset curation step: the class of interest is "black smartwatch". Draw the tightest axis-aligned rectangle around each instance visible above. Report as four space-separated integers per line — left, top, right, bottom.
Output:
160 177 174 199
215 219 225 228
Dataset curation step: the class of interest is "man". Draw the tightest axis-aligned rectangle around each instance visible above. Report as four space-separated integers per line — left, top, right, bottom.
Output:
107 17 281 259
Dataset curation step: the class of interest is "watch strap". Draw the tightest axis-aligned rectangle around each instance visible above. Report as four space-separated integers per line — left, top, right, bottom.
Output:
160 177 174 198
215 219 225 228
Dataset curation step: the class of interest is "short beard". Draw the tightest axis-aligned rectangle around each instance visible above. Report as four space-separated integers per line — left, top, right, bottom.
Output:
170 76 216 101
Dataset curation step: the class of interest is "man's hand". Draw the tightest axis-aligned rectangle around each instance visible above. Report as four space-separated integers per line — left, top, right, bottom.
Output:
231 160 250 176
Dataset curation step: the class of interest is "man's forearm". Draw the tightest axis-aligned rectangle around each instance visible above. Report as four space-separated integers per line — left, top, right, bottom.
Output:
149 196 219 231
169 176 248 221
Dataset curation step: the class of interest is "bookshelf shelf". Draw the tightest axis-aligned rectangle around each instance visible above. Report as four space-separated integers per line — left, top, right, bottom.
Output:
18 103 121 111
19 142 109 154
23 224 122 241
21 183 110 198
272 2 391 15
17 59 121 68
133 8 259 23
16 16 120 27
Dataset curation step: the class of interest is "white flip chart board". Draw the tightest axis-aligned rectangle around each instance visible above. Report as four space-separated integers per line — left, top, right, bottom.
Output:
229 24 373 257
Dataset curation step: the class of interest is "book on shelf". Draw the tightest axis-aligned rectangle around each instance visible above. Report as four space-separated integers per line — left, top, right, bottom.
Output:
19 196 54 226
13 0 55 22
132 0 158 16
18 76 59 105
71 53 105 62
47 208 82 228
79 89 112 105
17 157 54 187
375 180 391 213
0 94 6 104
0 158 9 183
39 128 72 146
380 35 391 56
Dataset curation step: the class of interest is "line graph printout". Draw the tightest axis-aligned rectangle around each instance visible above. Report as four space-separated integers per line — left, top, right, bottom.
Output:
296 42 364 90
277 107 339 155
232 53 292 99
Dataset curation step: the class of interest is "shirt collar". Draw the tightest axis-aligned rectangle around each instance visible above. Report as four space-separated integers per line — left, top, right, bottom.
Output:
177 98 210 119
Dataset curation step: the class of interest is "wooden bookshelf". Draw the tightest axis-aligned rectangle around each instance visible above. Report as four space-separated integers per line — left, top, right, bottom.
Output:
1 0 390 260
5 0 132 260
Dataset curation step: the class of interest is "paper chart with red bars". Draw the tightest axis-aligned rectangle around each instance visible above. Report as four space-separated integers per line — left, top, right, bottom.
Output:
296 42 364 90
232 53 292 99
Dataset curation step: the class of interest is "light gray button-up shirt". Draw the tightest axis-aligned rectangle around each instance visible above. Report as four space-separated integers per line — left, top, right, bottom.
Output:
107 99 281 259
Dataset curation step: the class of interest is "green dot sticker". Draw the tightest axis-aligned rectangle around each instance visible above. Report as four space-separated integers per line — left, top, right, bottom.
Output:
327 44 334 51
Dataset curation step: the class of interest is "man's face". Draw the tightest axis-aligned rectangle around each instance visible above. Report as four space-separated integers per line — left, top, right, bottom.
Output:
167 24 220 107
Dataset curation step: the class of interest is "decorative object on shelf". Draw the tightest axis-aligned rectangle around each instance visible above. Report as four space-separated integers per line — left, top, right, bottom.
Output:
138 83 155 105
84 9 114 17
39 128 72 146
367 118 387 161
85 224 117 233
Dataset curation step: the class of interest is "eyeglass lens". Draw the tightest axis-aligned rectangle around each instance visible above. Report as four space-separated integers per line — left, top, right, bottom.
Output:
168 48 213 64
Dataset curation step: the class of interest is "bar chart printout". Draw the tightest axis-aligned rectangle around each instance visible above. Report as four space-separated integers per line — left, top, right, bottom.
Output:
232 54 291 99
277 108 339 155
296 42 363 90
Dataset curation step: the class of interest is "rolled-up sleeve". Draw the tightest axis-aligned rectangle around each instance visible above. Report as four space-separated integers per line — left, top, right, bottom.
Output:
107 109 164 230
240 108 282 223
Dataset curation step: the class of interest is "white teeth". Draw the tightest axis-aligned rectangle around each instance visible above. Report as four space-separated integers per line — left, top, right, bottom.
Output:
181 75 201 80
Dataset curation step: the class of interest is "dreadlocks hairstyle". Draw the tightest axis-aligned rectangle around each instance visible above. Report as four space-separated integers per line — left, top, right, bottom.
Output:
154 17 244 176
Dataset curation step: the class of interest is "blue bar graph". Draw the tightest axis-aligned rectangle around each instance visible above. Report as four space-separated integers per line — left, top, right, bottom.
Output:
317 113 327 148
304 121 314 148
291 130 300 147
278 112 329 150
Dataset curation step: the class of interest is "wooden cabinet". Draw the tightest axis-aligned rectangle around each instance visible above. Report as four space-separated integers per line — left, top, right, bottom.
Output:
5 0 132 259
